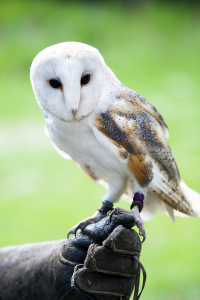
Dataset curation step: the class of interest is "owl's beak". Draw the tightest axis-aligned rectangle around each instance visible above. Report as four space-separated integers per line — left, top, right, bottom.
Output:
72 109 77 117
62 82 80 119
61 64 81 119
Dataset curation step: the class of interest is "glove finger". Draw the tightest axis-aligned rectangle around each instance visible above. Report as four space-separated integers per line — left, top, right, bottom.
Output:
84 244 138 277
72 265 135 299
102 225 141 254
84 226 141 277
59 241 88 265
61 231 101 265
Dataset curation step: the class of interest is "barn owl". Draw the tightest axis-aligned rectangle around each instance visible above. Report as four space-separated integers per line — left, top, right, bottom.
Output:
30 42 200 241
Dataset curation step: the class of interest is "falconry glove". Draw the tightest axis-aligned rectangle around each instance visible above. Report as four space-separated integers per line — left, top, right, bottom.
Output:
0 214 146 300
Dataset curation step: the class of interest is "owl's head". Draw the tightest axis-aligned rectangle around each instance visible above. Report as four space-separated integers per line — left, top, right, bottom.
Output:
30 42 106 121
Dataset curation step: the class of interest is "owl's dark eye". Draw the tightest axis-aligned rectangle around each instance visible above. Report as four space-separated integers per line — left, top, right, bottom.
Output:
81 74 90 85
49 79 61 88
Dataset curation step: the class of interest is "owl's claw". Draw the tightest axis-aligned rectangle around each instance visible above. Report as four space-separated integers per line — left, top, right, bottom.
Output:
67 210 105 239
136 220 146 243
109 206 146 243
67 219 93 239
109 207 136 223
109 207 126 223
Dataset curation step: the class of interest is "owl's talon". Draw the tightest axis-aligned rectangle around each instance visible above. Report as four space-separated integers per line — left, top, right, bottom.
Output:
67 218 95 239
109 206 146 242
74 226 81 238
109 207 136 223
74 221 88 238
141 233 146 243
109 207 124 222
135 220 146 243
67 226 78 239
67 210 106 239
109 208 116 222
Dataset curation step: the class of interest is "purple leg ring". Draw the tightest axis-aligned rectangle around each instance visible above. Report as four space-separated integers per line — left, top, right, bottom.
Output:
131 192 144 212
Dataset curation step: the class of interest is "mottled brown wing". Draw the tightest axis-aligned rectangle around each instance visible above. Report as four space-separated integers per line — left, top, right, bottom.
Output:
93 86 194 216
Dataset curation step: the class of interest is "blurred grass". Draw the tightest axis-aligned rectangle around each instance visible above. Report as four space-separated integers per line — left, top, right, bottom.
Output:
0 1 200 299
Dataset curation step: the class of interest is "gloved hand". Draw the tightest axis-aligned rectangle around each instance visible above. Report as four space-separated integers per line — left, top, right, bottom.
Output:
0 214 146 300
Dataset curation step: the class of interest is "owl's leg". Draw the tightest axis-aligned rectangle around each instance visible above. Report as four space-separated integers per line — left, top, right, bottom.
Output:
110 192 146 242
67 172 128 239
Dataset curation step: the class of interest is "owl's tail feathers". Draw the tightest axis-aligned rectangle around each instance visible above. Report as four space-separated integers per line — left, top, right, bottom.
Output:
180 180 200 218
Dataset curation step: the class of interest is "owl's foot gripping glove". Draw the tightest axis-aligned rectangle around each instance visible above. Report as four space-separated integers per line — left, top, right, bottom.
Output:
65 214 146 300
110 193 146 243
0 214 146 300
67 200 114 238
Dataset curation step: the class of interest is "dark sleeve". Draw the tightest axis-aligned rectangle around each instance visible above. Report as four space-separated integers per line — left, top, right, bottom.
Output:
0 239 77 300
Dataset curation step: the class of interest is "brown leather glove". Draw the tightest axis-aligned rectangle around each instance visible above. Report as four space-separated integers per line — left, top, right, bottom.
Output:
0 214 146 300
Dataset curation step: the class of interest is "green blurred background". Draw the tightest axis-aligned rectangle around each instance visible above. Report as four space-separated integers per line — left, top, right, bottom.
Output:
0 0 200 299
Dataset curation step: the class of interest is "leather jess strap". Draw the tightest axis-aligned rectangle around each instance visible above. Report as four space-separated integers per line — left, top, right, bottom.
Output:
132 256 146 300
